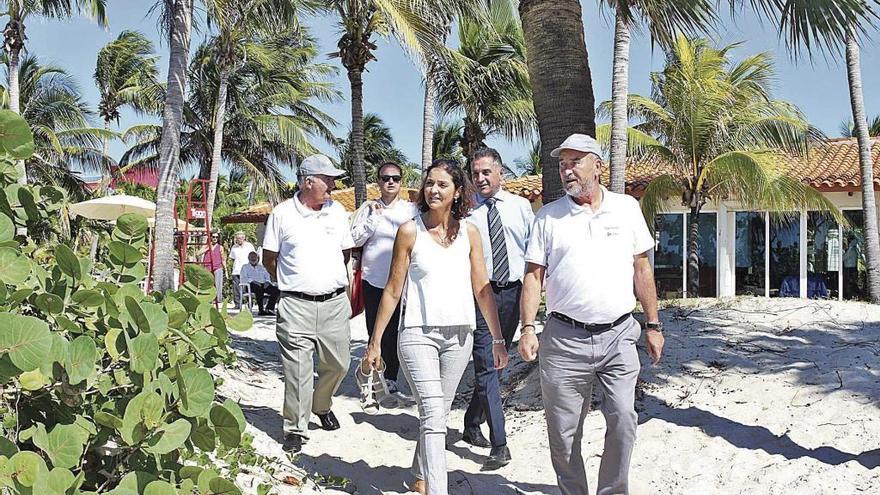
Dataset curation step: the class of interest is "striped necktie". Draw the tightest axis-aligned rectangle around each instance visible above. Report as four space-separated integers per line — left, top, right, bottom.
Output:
486 197 509 283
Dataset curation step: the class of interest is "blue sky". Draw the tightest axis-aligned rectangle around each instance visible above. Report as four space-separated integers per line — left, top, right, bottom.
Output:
20 2 879 181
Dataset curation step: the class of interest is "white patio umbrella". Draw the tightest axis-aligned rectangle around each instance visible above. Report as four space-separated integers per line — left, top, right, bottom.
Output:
69 194 156 221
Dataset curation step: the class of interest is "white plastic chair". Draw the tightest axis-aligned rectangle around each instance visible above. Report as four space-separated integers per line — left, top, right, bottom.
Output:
239 282 254 311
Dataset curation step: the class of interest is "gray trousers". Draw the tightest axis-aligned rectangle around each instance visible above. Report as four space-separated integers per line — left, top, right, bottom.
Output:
540 315 641 495
232 274 241 308
212 269 223 304
398 325 473 495
276 292 351 439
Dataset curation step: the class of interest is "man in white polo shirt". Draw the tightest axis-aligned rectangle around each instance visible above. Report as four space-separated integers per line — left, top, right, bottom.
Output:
262 154 355 453
519 134 665 495
228 231 256 309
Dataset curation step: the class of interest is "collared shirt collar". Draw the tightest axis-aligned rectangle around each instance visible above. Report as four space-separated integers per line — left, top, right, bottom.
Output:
565 186 608 216
476 188 507 205
294 191 331 217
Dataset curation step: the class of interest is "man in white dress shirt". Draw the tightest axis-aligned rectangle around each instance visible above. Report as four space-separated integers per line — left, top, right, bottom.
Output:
262 154 355 453
350 162 419 395
240 251 279 315
228 231 256 309
519 134 665 495
462 147 534 470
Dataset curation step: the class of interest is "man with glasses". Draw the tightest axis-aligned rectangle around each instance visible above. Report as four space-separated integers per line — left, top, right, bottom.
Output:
519 134 665 495
461 147 534 470
351 162 419 400
263 154 355 453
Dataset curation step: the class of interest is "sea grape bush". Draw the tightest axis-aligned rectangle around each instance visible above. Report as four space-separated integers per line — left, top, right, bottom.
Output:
0 110 256 494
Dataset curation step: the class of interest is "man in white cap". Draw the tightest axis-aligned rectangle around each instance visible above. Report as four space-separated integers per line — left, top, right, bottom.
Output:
262 154 355 453
518 134 665 495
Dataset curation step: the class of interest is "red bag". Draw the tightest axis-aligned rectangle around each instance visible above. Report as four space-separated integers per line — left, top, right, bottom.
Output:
350 264 365 318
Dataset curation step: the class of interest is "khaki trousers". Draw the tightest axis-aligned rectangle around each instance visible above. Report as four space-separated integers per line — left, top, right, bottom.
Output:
276 292 351 439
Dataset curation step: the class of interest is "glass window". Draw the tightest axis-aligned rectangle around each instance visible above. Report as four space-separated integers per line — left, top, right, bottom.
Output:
654 214 684 299
685 212 717 297
807 212 839 300
770 212 801 298
843 210 868 301
735 212 766 296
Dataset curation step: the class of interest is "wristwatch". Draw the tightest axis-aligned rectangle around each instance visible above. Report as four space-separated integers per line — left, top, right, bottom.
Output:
646 321 663 332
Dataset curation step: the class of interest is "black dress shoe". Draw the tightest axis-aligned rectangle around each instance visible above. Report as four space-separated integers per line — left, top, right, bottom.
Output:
317 411 340 431
461 427 490 448
282 434 303 453
482 445 511 470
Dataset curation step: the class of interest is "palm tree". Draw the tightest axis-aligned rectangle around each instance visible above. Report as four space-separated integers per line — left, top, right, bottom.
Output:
327 0 472 207
94 30 162 186
514 140 541 175
435 0 535 160
1 53 112 199
199 0 309 226
432 117 463 161
839 115 880 137
337 112 407 182
518 0 595 203
152 0 195 292
603 0 715 193
619 36 844 296
1 0 107 185
121 29 338 204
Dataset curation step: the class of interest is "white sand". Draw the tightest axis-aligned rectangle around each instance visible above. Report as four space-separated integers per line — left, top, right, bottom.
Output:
217 298 880 494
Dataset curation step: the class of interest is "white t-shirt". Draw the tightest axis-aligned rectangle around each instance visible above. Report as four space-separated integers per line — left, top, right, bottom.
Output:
262 193 355 294
525 188 654 324
351 198 420 288
229 241 256 275
466 189 534 283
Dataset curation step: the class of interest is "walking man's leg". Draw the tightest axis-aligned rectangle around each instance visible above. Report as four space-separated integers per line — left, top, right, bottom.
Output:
312 294 351 418
276 296 316 441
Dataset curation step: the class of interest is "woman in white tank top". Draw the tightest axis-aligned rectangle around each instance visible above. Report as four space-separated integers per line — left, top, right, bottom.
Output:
365 160 508 495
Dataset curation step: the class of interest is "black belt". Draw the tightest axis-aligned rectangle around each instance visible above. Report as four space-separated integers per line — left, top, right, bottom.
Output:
491 280 521 289
550 312 631 332
281 287 345 302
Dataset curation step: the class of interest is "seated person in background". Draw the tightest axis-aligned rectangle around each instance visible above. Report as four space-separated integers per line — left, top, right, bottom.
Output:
240 251 279 315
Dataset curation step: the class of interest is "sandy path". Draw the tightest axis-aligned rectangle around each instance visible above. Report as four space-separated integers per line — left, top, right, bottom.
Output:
217 298 880 494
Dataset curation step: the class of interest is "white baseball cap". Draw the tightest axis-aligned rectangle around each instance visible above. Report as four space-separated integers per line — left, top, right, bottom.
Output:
299 154 346 177
550 133 604 159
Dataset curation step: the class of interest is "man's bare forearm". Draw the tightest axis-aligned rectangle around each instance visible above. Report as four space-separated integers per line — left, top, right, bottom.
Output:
262 250 278 281
634 255 659 322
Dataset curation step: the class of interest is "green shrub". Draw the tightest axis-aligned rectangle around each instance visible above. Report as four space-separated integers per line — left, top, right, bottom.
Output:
0 110 256 494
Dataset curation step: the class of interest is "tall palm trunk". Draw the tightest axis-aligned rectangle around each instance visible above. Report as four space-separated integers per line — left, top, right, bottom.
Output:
349 68 367 207
6 33 25 185
206 70 230 228
519 0 596 203
608 9 630 194
152 0 194 292
845 28 880 303
686 205 701 297
421 67 436 170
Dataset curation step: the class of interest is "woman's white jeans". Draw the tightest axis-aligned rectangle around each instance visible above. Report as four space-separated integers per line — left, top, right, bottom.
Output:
398 325 473 495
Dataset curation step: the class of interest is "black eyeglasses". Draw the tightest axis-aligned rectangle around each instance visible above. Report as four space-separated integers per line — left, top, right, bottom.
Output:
380 175 402 183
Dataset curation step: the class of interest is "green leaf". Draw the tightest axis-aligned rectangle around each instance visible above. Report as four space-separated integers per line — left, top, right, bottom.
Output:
145 419 191 455
8 451 46 487
223 399 246 432
128 333 159 374
70 290 104 308
108 241 142 267
0 110 36 160
190 418 215 451
124 296 150 333
140 302 169 339
209 308 228 342
182 265 216 301
0 313 52 371
114 213 149 240
210 405 242 448
33 467 75 495
19 368 50 390
34 293 64 315
208 477 241 495
196 470 220 494
144 480 178 495
65 336 97 386
179 466 203 482
0 437 17 457
226 309 252 332
0 247 30 284
164 296 188 328
55 244 81 281
0 354 21 384
177 367 215 418
120 391 164 445
0 214 13 243
32 424 85 469
94 411 123 429
104 328 124 361
118 471 158 493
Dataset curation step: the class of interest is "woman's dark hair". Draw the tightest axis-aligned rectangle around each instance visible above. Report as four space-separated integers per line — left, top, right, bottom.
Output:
377 161 403 178
416 159 474 220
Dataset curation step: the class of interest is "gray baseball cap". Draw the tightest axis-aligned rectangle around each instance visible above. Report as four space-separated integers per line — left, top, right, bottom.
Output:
299 154 346 177
549 133 604 159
